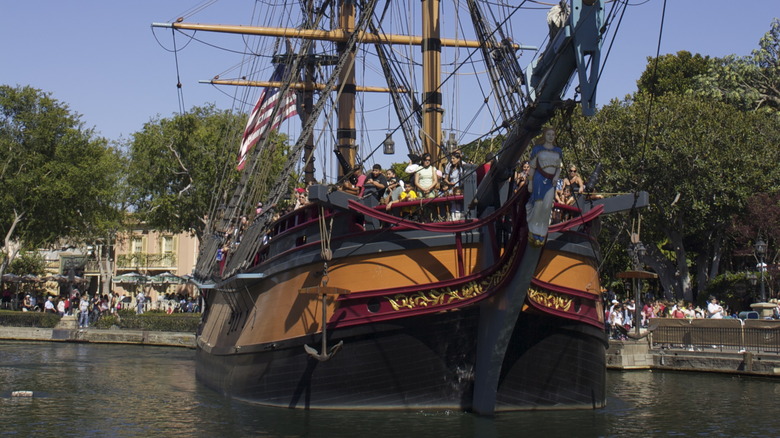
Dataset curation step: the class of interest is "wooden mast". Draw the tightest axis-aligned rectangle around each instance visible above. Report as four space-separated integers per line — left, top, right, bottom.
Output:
421 0 442 163
302 1 316 185
337 0 357 170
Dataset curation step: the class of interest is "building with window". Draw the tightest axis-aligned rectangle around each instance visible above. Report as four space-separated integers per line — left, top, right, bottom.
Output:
108 225 200 309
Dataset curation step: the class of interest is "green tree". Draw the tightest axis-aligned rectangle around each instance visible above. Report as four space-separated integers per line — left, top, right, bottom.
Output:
8 251 45 276
695 18 780 115
560 93 780 302
126 105 293 241
0 85 124 275
637 51 712 96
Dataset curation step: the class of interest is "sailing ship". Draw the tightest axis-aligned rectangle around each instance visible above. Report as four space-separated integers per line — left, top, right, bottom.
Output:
153 0 647 414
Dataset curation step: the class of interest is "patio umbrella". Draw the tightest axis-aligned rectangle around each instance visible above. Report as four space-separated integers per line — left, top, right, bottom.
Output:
21 274 42 283
42 274 69 283
112 272 148 284
152 272 183 284
2 273 21 283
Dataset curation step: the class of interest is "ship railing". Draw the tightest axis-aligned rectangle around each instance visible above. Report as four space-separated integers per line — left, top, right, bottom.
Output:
551 202 582 224
648 318 780 354
379 194 467 226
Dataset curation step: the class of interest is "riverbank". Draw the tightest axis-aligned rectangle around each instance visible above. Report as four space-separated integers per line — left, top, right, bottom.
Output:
0 314 195 348
607 337 780 377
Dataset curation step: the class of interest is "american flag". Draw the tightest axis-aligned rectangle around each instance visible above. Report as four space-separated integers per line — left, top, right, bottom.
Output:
237 64 298 170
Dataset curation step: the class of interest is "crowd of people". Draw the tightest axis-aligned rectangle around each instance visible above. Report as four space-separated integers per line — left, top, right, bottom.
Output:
339 151 467 208
603 293 780 340
1 287 200 328
218 130 594 268
12 288 121 328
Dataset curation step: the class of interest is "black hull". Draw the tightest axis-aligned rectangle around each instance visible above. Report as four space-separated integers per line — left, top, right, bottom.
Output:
196 309 606 411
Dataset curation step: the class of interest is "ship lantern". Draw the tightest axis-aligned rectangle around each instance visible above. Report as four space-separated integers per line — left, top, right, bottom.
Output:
383 132 395 155
446 131 458 152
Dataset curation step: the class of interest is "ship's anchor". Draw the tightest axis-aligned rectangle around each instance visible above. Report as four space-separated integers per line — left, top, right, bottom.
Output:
302 223 348 361
302 286 344 362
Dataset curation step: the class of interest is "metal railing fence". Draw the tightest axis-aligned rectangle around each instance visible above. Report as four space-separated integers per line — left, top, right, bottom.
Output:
649 318 780 354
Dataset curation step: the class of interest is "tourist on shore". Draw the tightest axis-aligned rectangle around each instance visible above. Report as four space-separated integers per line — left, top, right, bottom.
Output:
707 296 724 319
44 296 55 313
609 303 625 340
22 294 32 312
136 290 145 315
671 302 686 319
56 296 66 316
79 295 90 328
642 300 655 327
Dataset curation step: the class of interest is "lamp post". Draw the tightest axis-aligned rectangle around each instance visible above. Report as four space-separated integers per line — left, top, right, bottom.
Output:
755 238 768 302
747 271 758 290
627 241 647 334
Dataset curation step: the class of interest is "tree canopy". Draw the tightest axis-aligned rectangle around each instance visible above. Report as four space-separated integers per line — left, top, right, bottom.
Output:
126 105 293 241
637 51 712 96
695 18 780 115
0 85 123 273
559 90 780 302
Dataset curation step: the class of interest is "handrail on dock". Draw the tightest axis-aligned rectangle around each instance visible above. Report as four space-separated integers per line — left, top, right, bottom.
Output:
648 318 780 354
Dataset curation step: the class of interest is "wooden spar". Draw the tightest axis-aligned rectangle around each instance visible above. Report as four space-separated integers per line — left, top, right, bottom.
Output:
152 21 536 50
153 18 537 167
199 79 405 93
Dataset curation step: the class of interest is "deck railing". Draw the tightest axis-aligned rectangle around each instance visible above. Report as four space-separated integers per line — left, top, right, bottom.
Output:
649 318 780 354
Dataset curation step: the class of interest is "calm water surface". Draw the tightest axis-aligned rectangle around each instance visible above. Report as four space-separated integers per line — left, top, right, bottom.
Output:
1 341 779 437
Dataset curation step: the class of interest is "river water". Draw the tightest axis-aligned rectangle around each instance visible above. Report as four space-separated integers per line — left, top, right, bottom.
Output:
1 341 778 437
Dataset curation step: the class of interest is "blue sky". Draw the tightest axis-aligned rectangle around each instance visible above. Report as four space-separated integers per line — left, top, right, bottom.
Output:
1 1 777 157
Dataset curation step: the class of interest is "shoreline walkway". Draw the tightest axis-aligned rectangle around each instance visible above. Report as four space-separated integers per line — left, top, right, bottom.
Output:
0 315 195 348
608 317 780 377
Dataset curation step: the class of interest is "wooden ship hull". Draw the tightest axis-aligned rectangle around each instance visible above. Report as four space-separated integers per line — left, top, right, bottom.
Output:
194 189 610 411
151 0 644 414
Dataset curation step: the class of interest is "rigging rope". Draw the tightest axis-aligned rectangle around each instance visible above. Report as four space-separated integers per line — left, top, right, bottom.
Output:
171 27 186 115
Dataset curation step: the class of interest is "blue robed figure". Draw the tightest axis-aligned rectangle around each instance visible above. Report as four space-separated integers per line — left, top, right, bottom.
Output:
526 127 562 246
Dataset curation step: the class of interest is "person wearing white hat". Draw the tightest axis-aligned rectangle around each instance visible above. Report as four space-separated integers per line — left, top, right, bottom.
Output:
44 296 55 313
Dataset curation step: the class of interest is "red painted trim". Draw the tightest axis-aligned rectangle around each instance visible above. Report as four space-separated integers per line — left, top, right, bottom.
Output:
330 199 529 328
455 232 464 277
548 204 603 233
525 294 604 330
530 278 599 300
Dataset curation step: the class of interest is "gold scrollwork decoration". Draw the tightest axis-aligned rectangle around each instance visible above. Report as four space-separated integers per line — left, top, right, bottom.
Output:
386 244 520 311
528 287 573 312
387 281 485 311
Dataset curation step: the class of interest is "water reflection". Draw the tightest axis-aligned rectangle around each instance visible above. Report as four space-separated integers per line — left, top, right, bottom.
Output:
1 342 779 437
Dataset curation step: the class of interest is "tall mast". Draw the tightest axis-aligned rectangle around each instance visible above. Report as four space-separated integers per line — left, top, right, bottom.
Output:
337 0 357 170
302 1 316 185
421 0 443 163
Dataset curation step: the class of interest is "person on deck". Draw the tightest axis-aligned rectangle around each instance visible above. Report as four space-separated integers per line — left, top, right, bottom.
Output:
383 168 404 203
340 167 365 197
563 165 585 195
415 154 438 199
441 150 463 195
514 160 530 193
363 164 388 203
